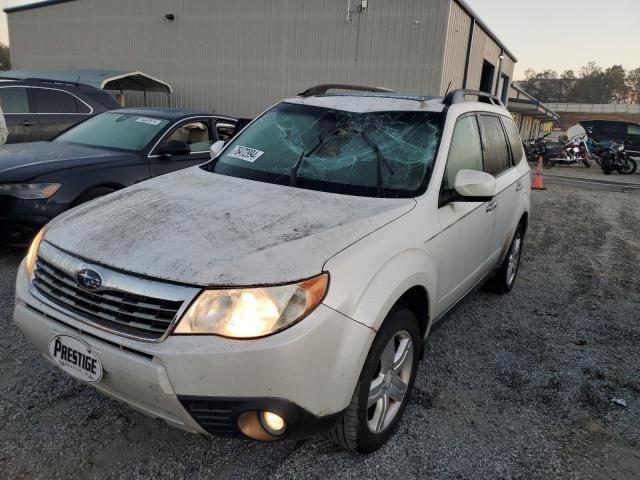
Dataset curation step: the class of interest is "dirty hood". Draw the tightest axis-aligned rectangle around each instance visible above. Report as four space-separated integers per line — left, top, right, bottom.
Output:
44 167 415 286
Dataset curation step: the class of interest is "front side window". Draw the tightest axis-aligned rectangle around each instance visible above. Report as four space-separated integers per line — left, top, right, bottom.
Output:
479 115 511 176
208 102 442 198
32 88 79 113
501 116 525 163
0 87 29 113
55 112 169 151
162 121 213 153
442 115 483 191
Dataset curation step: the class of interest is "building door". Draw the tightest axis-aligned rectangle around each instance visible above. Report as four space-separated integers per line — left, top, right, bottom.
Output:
480 61 495 94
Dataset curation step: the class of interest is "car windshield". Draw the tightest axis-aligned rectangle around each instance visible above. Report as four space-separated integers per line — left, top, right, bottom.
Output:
207 102 442 197
54 112 169 151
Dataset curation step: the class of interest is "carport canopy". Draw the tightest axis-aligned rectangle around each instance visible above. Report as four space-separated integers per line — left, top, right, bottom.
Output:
508 98 559 122
1 68 172 105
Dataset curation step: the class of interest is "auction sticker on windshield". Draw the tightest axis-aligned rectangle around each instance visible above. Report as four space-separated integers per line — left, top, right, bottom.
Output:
135 117 163 126
227 145 264 162
48 335 103 383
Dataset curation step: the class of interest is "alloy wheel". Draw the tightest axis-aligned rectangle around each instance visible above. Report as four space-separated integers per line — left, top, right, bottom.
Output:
507 232 522 287
366 330 414 434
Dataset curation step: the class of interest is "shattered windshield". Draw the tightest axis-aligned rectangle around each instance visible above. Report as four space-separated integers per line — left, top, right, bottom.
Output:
208 102 442 197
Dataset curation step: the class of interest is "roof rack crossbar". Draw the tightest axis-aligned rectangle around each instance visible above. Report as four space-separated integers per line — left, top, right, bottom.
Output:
444 89 504 107
299 84 395 97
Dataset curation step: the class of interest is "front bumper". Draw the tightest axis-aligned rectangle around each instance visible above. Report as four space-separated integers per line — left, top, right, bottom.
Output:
0 196 68 245
13 260 375 439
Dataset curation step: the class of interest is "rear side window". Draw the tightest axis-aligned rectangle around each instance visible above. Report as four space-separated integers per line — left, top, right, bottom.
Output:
479 115 511 176
443 115 483 190
32 88 80 113
627 124 640 136
501 116 525 163
0 87 30 113
86 92 119 109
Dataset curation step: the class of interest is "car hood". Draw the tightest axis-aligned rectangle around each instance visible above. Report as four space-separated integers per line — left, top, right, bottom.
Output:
0 142 125 181
44 167 415 286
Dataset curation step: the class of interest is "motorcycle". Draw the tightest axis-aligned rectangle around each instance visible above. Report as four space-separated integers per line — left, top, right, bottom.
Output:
593 141 637 175
545 132 592 168
524 134 551 165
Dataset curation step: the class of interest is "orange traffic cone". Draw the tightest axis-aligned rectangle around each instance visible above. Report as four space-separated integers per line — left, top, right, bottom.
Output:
531 156 546 190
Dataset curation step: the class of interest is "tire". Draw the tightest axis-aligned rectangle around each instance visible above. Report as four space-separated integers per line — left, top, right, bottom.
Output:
73 187 117 206
582 156 591 168
329 307 421 453
601 156 613 175
485 227 524 295
618 157 637 175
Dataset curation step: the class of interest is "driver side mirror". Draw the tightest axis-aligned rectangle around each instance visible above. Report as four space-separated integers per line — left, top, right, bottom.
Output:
210 140 225 159
454 169 496 201
158 140 191 157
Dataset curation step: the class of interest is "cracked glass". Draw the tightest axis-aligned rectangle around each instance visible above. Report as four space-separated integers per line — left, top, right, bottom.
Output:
210 102 442 197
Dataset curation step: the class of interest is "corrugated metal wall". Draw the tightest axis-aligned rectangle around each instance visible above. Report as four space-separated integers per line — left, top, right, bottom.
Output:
465 24 515 96
440 0 471 95
8 0 452 117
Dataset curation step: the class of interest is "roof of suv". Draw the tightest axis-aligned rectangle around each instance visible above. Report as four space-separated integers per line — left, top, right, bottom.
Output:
0 77 108 93
286 93 447 113
284 86 507 114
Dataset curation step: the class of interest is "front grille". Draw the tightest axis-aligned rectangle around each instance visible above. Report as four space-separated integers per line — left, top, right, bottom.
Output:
32 256 184 340
180 399 238 436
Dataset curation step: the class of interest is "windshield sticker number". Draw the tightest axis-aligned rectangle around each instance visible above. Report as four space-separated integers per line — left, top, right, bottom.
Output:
135 117 163 126
227 145 264 163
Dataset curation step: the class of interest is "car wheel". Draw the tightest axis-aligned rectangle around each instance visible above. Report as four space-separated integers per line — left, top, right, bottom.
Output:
74 187 117 206
486 227 524 295
329 306 420 453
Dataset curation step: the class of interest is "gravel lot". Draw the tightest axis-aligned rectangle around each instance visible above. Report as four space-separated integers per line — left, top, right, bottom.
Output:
1 180 639 479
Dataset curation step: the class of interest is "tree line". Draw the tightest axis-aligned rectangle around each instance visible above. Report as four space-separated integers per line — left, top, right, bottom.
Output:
519 62 640 104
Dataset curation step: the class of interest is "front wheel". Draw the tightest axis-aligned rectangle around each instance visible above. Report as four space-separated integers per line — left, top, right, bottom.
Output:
329 307 420 453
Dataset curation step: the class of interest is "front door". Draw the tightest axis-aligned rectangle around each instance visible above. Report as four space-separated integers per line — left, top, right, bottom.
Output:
148 119 216 177
432 114 496 313
0 86 37 143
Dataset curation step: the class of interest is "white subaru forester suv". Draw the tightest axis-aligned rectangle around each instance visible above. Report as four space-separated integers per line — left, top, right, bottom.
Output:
14 85 530 453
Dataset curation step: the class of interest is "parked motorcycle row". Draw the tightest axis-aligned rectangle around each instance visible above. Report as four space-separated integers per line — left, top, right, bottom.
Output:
524 125 637 175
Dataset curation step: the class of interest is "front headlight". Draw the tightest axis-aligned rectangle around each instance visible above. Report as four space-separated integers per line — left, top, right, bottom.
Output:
174 273 329 338
0 183 62 199
25 228 46 278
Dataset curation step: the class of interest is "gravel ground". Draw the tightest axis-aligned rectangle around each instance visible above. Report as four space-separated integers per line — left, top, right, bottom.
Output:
1 182 639 480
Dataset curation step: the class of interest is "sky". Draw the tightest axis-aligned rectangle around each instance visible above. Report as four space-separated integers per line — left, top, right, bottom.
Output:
0 0 639 80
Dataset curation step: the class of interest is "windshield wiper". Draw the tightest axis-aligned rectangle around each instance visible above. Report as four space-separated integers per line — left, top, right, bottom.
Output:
290 125 346 187
290 125 395 196
359 130 395 197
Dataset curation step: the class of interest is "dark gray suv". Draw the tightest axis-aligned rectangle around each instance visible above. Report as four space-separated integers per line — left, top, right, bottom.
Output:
0 78 119 143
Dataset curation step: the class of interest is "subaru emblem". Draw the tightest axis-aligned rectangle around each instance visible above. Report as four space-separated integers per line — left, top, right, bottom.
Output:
75 269 103 291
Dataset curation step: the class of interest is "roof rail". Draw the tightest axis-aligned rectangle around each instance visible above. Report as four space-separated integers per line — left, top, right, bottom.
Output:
0 76 82 87
444 89 504 107
299 84 395 97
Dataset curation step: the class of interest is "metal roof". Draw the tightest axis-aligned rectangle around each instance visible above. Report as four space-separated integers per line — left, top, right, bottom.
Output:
0 68 172 93
453 0 518 62
508 83 559 121
4 0 77 14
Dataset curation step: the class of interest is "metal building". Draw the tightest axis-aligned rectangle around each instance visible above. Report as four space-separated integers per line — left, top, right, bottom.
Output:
6 0 517 118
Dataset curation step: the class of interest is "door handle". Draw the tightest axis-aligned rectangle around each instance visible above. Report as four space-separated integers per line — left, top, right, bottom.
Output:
516 182 523 191
21 120 35 127
486 201 497 212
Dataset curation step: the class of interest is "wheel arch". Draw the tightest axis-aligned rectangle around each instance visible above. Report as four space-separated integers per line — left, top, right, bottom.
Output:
71 182 125 206
326 247 436 339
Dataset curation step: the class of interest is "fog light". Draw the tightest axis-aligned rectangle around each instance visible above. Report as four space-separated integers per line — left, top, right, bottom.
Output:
260 411 286 436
